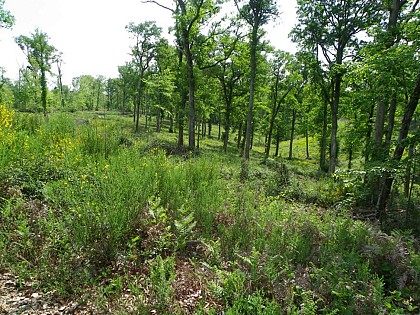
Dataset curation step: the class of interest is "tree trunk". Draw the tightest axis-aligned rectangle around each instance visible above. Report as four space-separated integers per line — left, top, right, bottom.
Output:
265 116 275 157
385 91 397 149
373 96 386 160
57 61 65 108
223 103 231 153
275 126 281 157
305 123 310 159
208 119 212 137
135 78 142 133
169 114 174 133
288 108 296 160
243 24 258 160
237 121 242 149
377 66 420 217
218 108 221 140
156 108 162 132
185 39 195 150
364 103 375 164
329 75 341 173
320 101 328 171
40 69 48 118
178 89 186 147
404 143 414 197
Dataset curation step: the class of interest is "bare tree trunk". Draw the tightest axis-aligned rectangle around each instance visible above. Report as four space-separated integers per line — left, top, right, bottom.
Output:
243 24 258 160
329 75 341 173
385 91 397 150
364 103 375 164
57 60 65 108
178 90 186 147
185 39 196 150
223 103 231 153
377 66 420 218
305 124 310 159
373 96 386 160
275 126 281 157
288 108 296 160
237 121 242 149
320 101 328 171
40 69 48 118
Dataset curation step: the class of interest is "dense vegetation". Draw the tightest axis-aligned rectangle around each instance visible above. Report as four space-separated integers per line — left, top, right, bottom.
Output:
0 0 419 313
0 109 418 313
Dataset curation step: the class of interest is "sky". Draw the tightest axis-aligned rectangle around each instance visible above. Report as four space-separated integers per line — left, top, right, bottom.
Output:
0 0 297 86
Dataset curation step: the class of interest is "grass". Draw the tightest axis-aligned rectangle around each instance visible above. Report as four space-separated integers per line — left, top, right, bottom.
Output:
0 107 419 314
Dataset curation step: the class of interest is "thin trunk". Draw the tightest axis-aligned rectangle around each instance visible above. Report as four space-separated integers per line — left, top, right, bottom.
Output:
185 39 195 150
305 124 310 159
250 124 254 150
41 69 47 118
208 119 212 137
169 114 174 133
218 108 221 140
265 87 292 157
364 103 375 164
404 143 414 197
156 108 162 132
223 104 231 153
385 91 397 149
57 61 65 108
320 101 328 171
237 121 242 149
135 78 142 132
266 117 275 157
177 47 185 147
329 75 341 173
178 90 186 147
373 96 386 160
377 66 420 217
348 149 353 169
275 126 281 157
288 108 296 160
244 24 258 160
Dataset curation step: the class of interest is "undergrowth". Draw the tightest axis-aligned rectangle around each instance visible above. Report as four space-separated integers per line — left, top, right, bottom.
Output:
0 109 419 314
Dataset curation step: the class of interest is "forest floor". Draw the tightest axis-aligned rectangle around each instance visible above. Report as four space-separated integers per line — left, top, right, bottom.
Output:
0 272 85 315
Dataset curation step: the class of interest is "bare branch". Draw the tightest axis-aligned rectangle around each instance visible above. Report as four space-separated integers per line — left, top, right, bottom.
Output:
143 0 175 13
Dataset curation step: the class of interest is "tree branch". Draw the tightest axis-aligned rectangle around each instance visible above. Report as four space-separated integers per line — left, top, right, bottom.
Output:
143 0 175 13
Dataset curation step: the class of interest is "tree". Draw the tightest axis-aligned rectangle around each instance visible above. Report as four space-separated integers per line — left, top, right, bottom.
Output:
292 0 382 173
126 21 162 132
265 50 293 157
0 0 14 29
146 0 219 149
15 29 58 117
55 52 65 108
235 0 278 160
375 1 420 219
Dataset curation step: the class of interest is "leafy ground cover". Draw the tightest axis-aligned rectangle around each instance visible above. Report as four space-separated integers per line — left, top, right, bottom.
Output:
0 108 419 314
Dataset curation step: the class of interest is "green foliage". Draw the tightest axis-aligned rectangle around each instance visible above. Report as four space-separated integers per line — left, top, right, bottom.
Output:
0 112 419 314
0 0 14 29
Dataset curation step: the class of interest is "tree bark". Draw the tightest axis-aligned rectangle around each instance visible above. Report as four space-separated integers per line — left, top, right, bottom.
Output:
329 71 342 174
376 66 420 216
320 101 328 171
385 91 397 149
243 23 258 160
288 108 296 160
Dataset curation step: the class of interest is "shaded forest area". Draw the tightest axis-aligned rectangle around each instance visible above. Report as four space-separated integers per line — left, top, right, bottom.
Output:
1 0 419 314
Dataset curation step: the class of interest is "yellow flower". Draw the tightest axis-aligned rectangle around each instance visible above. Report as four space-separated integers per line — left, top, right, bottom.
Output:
0 104 15 139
